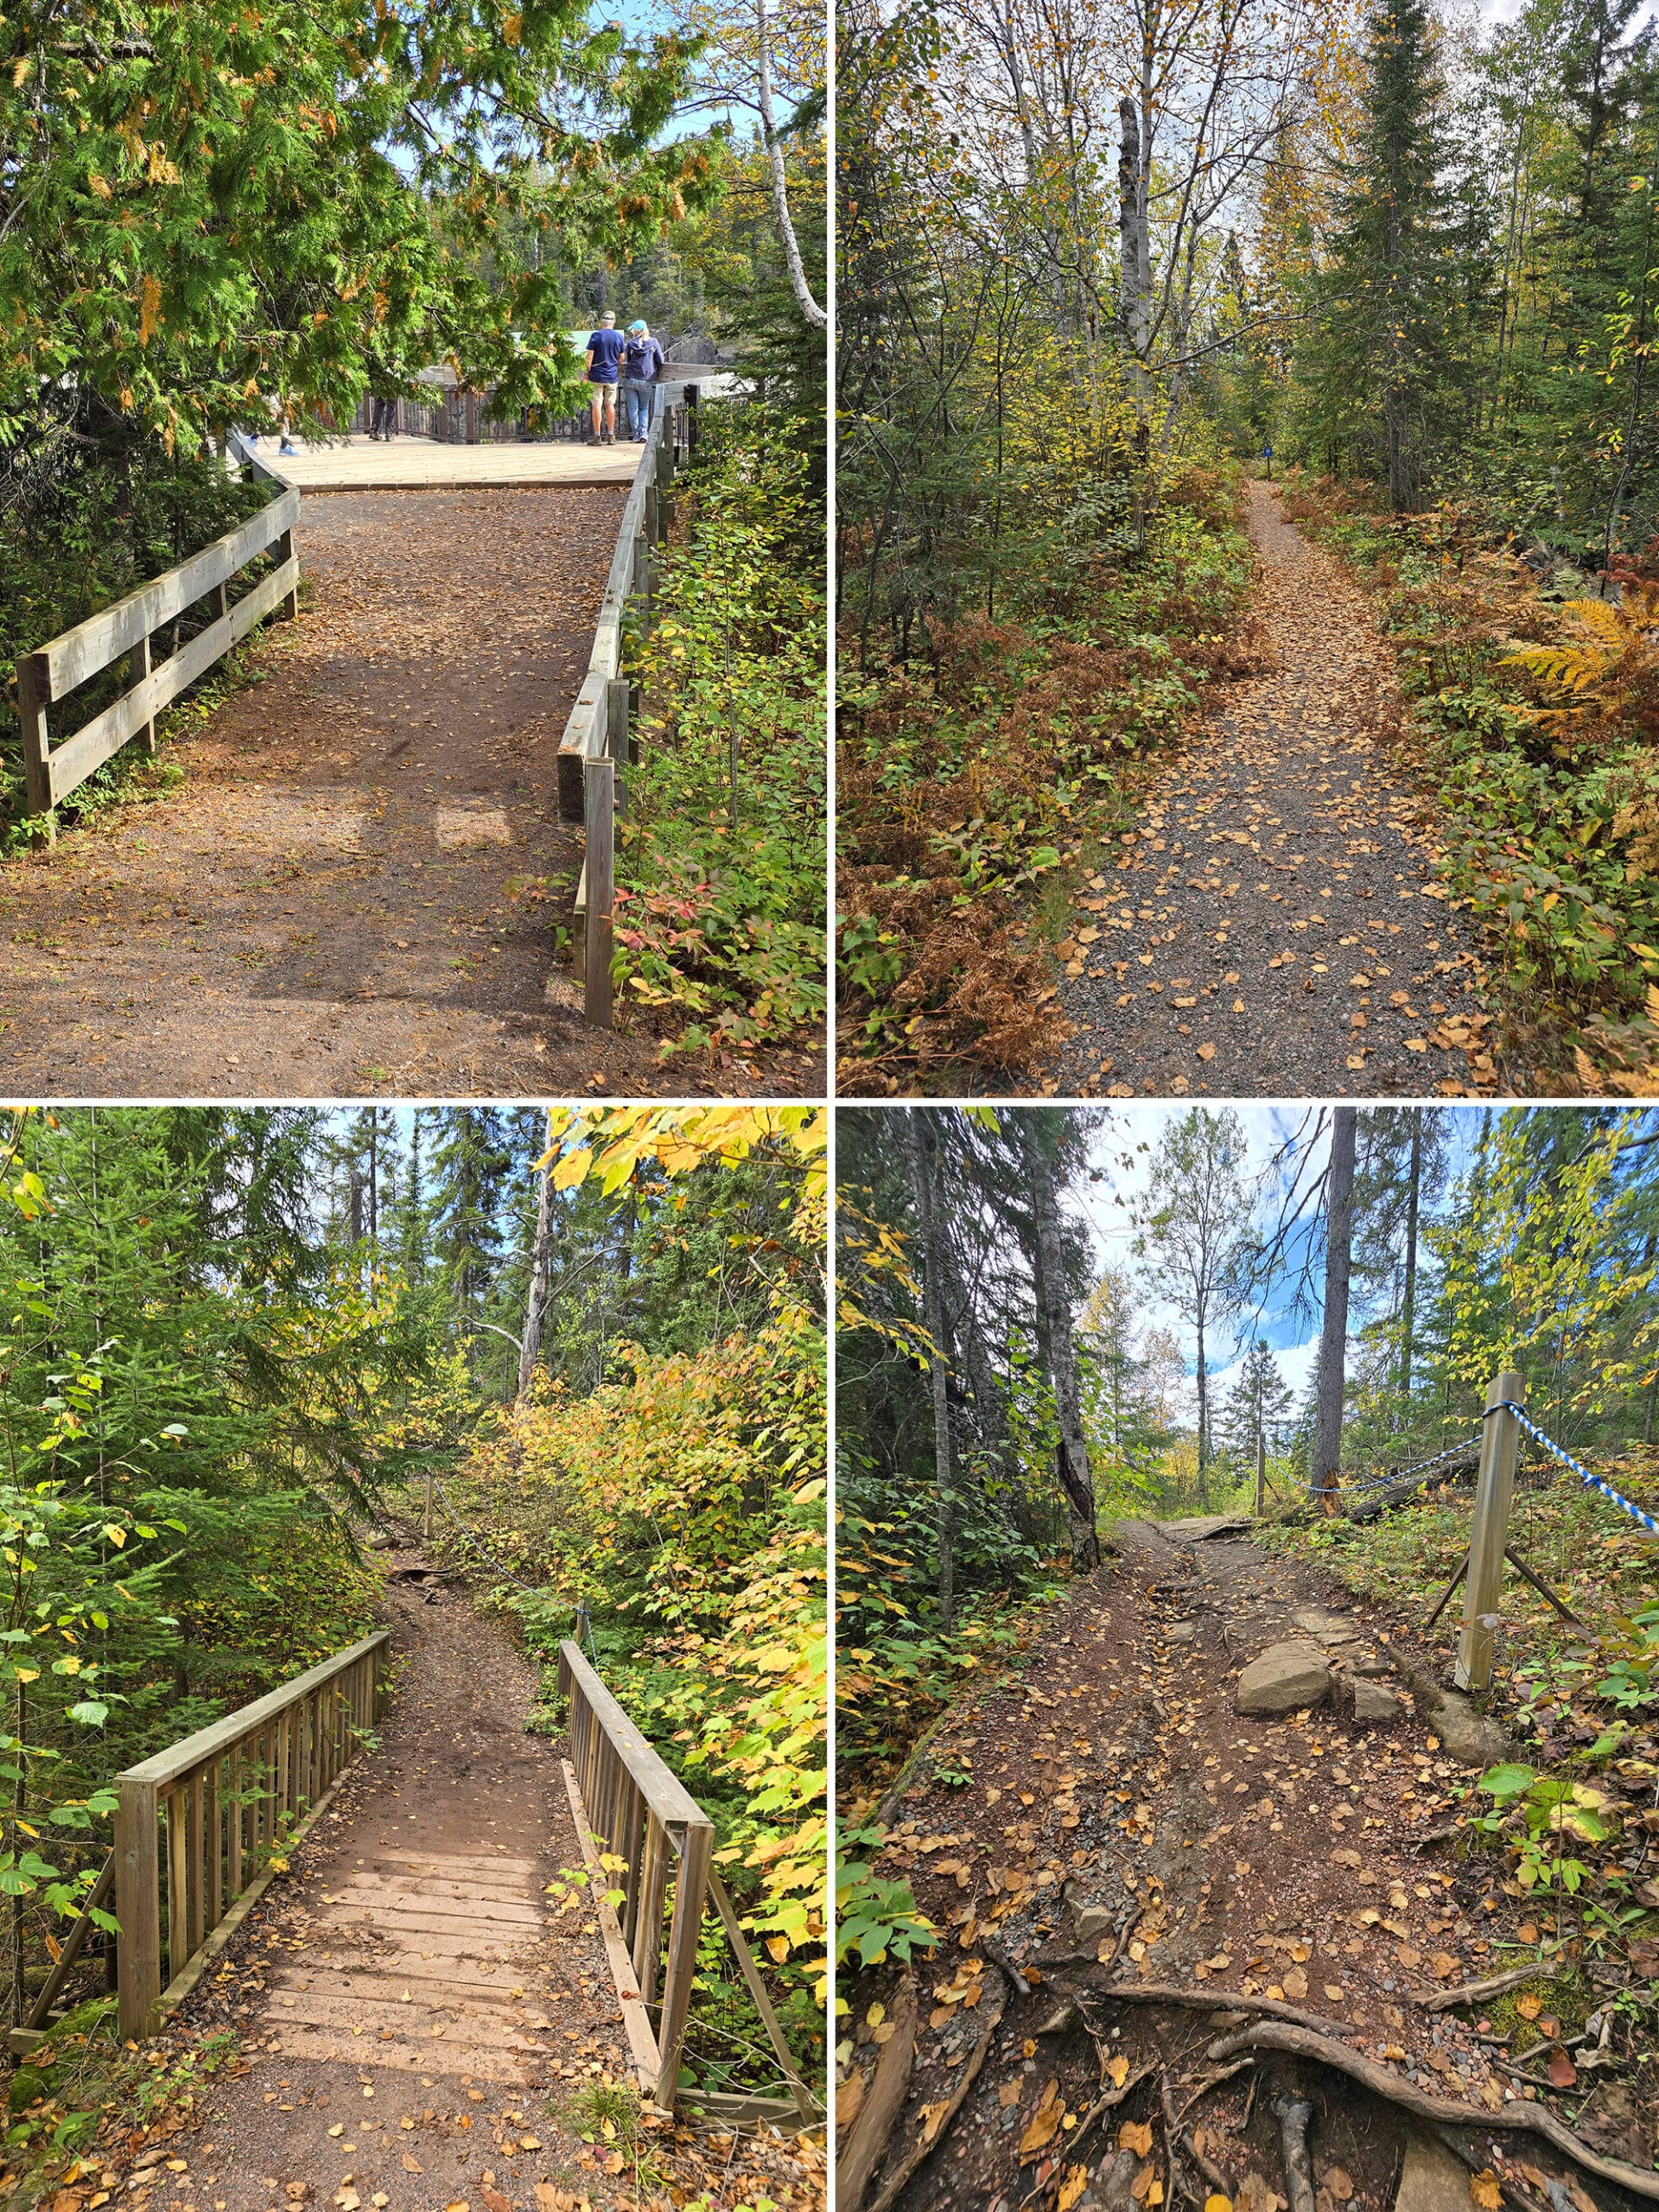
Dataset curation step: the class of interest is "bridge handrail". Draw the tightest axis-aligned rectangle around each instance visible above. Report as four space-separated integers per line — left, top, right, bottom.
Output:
16 431 298 832
113 1626 391 2040
556 384 701 1029
556 1636 712 2108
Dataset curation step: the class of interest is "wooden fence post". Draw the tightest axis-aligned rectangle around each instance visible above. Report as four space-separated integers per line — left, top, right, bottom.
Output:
424 1471 434 1542
1455 1369 1526 1694
277 528 298 620
1255 1432 1266 1517
16 654 53 830
607 678 631 818
584 757 614 1029
115 1777 161 2041
654 1820 713 2108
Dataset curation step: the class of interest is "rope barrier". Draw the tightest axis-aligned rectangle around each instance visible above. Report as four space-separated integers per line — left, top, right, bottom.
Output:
1484 1402 1659 1537
429 1475 543 1594
1339 1434 1483 1497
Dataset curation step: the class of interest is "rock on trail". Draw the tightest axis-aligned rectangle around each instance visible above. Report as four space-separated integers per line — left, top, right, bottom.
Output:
842 1515 1602 2212
1051 482 1503 1100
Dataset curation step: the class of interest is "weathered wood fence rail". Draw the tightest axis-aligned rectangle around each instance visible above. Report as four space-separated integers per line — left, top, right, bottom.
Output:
558 383 700 1028
10 1629 391 2054
556 1637 817 2127
16 431 297 836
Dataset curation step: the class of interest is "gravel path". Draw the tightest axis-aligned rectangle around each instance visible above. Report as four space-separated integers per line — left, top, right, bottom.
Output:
1052 483 1503 1099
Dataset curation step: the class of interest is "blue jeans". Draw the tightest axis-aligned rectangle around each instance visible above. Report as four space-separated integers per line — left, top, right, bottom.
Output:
623 378 658 438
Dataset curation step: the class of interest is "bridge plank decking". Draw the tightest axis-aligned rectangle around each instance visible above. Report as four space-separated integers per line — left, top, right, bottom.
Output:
168 1562 636 2210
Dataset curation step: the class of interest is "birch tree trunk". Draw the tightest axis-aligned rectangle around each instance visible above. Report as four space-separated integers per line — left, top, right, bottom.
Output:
1312 1108 1357 1506
1025 1124 1102 1574
518 1112 556 1399
1118 98 1152 435
905 1111 955 1628
758 0 828 330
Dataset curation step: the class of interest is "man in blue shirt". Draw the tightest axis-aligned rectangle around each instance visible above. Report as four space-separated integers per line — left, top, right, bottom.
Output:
585 312 626 443
621 321 666 441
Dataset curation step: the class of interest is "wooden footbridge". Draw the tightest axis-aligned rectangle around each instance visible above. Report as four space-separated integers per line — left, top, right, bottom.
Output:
10 1622 818 2131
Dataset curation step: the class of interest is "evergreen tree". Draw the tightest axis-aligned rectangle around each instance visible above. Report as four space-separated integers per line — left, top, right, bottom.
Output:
1218 1339 1297 1468
1305 0 1490 508
429 1109 513 1330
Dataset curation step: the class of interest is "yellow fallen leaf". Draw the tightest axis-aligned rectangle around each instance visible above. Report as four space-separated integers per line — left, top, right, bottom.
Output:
1059 2168 1090 2211
1516 1993 1542 2020
867 2002 886 2028
1108 2055 1130 2088
1206 2198 1234 2212
1120 2120 1154 2158
1470 2175 1502 2211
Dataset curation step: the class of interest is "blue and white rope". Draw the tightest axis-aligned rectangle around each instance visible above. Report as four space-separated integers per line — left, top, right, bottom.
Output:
1486 1402 1659 1537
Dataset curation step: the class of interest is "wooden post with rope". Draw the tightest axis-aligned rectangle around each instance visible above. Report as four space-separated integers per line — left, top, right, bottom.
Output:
1454 1370 1525 1693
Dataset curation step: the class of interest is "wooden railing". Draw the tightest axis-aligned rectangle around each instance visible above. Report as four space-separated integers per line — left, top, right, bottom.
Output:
558 384 701 1028
15 432 298 837
110 1630 391 2042
556 1638 817 2127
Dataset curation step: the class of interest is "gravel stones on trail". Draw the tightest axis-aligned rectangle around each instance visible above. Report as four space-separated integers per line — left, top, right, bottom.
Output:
1052 481 1499 1099
1237 1639 1335 1715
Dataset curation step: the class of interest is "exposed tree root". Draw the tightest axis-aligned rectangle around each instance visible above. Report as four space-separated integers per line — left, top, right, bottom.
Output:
1202 2022 1659 2202
1420 1955 1570 2015
864 1974 1011 2212
1273 2093 1317 2212
842 1975 918 2212
1039 1971 1361 2044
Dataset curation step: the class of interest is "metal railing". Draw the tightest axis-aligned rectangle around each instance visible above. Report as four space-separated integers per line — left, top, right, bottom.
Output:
14 432 296 836
556 1637 817 2126
558 383 701 1027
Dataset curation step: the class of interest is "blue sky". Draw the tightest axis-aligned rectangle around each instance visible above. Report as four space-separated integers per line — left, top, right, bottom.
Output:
1075 1104 1491 1412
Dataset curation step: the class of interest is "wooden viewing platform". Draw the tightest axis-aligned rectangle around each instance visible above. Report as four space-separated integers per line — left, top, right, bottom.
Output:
270 432 641 492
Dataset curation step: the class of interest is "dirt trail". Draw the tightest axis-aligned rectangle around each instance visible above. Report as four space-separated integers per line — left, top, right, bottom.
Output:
126 1570 637 2212
54 1554 823 2212
842 1521 1646 2212
1052 483 1501 1100
0 489 816 1098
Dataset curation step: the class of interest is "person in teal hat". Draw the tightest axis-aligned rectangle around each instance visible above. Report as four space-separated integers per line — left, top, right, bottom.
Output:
621 320 665 441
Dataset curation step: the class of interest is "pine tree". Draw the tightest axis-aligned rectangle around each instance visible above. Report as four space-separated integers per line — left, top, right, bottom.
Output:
429 1109 513 1330
1218 1339 1296 1469
1306 0 1489 508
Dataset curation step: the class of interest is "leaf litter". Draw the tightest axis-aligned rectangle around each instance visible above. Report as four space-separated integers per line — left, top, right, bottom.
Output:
1052 486 1504 1101
837 1520 1651 2212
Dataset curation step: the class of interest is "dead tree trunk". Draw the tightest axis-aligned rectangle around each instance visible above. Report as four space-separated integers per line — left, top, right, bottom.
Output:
1024 1123 1102 1574
905 1111 956 1629
518 1111 556 1399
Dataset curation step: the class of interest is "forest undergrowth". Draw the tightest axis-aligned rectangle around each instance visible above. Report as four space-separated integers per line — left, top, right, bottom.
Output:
1280 473 1659 1095
610 399 828 1067
836 464 1267 1096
